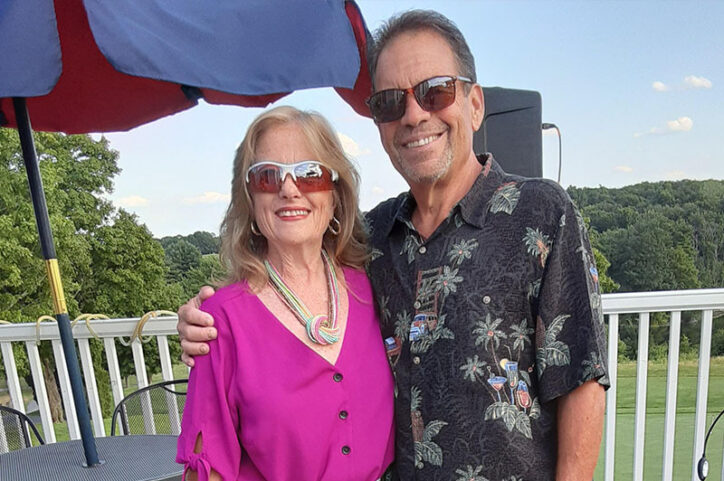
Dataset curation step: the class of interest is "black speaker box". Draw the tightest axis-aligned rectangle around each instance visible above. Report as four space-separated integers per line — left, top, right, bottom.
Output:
474 87 542 178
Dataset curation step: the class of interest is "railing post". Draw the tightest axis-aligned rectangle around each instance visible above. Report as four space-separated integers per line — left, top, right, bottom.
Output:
662 311 681 481
25 342 56 443
691 310 713 481
131 340 156 434
78 339 105 437
604 313 619 481
103 338 125 407
0 343 25 412
633 312 650 481
51 340 79 439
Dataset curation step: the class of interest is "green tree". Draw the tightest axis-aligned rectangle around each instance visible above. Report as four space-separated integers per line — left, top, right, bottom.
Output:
570 179 724 289
593 248 619 294
1 129 183 417
712 328 724 357
187 231 220 255
164 239 202 283
81 210 181 315
181 254 227 299
160 231 219 255
597 212 700 292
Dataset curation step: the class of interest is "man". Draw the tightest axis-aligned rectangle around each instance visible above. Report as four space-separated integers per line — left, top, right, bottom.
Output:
178 10 608 480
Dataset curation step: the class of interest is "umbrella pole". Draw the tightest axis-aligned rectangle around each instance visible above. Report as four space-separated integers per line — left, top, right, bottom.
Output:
12 98 100 467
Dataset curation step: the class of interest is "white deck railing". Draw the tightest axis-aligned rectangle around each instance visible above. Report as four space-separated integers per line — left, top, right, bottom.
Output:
0 316 180 444
1 289 724 480
602 288 724 481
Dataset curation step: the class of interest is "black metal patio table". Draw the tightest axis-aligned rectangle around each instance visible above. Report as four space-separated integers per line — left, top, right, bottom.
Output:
0 435 182 481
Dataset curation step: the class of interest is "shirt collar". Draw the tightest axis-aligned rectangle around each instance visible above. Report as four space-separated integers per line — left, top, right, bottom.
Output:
380 153 510 236
457 153 508 229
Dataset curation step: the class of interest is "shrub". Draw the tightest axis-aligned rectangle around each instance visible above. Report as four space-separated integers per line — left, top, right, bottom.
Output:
711 328 724 357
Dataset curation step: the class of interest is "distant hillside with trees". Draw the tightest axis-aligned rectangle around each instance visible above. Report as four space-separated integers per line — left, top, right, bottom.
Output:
568 179 724 292
159 231 219 255
568 180 724 359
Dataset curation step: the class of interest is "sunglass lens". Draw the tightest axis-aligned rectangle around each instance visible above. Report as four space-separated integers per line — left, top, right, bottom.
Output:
370 90 406 123
418 78 456 112
294 163 332 192
248 167 280 193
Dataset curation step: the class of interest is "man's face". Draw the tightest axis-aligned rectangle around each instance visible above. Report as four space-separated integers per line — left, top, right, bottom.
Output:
373 29 484 187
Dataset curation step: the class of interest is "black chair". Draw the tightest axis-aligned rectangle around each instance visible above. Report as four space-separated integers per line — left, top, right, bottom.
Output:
0 405 45 451
110 379 188 436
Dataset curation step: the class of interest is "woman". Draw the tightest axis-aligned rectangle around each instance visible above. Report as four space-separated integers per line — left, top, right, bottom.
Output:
176 106 395 481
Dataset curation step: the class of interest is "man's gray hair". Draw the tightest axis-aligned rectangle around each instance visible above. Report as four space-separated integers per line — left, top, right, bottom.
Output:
367 9 477 89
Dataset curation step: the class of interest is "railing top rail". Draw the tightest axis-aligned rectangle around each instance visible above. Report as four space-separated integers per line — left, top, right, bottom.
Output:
0 289 723 341
601 288 724 314
0 316 178 343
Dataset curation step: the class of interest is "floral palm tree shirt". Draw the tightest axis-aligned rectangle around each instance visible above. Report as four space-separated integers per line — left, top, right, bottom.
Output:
366 154 609 481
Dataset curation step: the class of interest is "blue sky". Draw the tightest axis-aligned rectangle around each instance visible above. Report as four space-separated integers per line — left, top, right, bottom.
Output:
101 1 724 238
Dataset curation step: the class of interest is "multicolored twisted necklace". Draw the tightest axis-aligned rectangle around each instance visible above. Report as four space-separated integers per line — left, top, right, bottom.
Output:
264 250 340 345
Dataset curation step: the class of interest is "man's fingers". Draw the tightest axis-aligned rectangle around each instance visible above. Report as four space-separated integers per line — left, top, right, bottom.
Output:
204 327 217 340
180 338 210 356
178 302 214 329
198 286 215 302
176 286 216 365
181 352 195 368
179 326 216 342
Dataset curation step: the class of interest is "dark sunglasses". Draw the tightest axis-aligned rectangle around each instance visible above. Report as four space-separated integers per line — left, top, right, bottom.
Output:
366 75 473 123
245 160 339 193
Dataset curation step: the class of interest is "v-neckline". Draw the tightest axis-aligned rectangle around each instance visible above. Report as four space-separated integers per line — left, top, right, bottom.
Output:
252 277 351 368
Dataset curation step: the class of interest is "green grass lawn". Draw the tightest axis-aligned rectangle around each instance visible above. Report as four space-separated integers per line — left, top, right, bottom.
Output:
593 357 724 480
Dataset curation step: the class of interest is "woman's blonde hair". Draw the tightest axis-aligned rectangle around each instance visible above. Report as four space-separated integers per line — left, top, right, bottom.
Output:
219 106 368 290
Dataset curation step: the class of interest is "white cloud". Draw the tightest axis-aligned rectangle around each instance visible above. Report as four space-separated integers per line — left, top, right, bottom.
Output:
652 81 669 92
183 191 231 205
683 75 712 89
614 166 633 173
337 132 371 158
118 195 148 207
371 186 385 195
652 76 712 92
667 116 693 132
634 116 693 137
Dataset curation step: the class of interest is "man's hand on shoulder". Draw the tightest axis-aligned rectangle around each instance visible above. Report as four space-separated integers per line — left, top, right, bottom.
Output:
177 286 217 367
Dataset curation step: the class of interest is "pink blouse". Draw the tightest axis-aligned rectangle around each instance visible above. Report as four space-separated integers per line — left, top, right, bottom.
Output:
177 267 395 480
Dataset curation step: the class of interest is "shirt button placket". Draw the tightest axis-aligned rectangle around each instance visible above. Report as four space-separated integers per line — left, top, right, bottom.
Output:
333 372 350 459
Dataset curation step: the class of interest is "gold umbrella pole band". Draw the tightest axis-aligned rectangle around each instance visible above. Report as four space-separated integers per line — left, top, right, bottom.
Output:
45 259 68 315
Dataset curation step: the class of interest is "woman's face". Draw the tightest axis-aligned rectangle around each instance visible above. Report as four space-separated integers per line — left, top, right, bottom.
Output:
250 123 335 256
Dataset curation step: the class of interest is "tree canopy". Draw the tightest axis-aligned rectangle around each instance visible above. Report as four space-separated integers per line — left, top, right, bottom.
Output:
569 180 724 292
0 129 187 416
569 180 724 360
160 231 220 255
0 128 182 321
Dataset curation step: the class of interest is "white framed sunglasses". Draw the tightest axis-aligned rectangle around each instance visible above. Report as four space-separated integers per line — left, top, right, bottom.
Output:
245 160 339 193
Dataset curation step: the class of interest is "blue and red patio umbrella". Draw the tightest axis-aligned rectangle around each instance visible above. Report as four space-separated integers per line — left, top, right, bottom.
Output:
0 0 372 466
